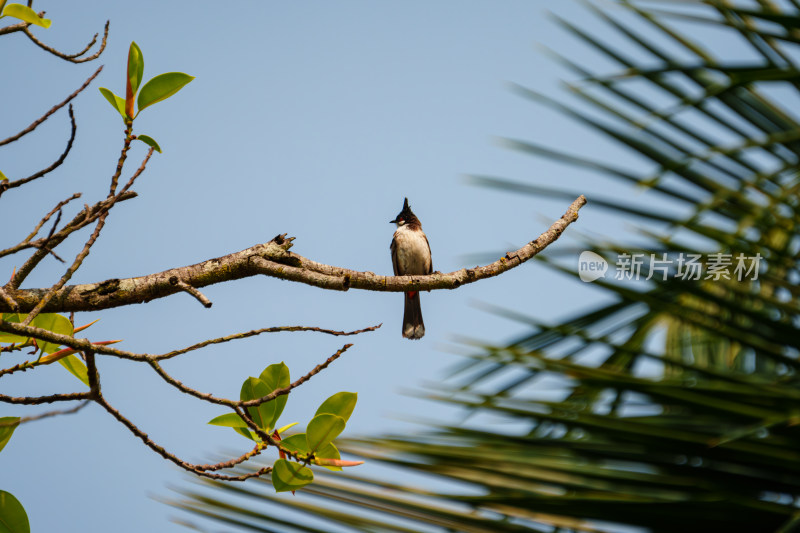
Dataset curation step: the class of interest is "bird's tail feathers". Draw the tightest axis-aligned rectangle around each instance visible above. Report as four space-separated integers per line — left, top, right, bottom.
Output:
402 292 425 340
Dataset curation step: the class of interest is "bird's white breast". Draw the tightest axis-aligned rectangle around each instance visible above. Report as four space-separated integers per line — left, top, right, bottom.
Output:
393 225 431 275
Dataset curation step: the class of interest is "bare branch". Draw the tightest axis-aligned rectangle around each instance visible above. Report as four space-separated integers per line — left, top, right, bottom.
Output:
171 278 213 308
0 66 102 147
148 360 234 406
20 193 82 246
149 343 355 408
0 360 34 378
0 392 91 404
22 213 109 326
91 353 272 481
109 122 134 197
1 104 78 193
0 320 378 363
193 444 266 472
0 20 29 36
1 191 137 268
240 343 353 408
120 147 155 195
155 324 381 362
19 124 143 324
22 20 109 63
17 400 90 424
38 208 66 263
1 196 587 313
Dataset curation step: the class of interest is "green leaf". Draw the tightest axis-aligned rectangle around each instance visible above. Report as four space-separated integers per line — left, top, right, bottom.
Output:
136 135 161 153
271 459 313 493
99 87 128 120
208 413 247 428
0 2 6 16
279 433 310 456
136 72 194 114
276 422 298 434
30 313 73 354
232 427 257 441
0 417 20 453
208 412 257 441
57 355 89 387
0 170 7 181
314 391 357 422
127 42 144 96
240 377 275 432
1 3 51 28
0 314 27 344
0 490 29 533
306 413 345 453
314 442 342 471
0 313 72 353
259 362 291 431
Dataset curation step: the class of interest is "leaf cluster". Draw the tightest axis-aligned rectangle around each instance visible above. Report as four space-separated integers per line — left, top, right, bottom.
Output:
208 362 359 493
99 41 194 152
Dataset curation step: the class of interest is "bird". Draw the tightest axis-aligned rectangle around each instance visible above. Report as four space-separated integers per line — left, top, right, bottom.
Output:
390 198 432 339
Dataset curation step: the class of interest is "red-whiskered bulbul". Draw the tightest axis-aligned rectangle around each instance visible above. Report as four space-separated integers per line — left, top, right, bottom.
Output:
390 198 432 340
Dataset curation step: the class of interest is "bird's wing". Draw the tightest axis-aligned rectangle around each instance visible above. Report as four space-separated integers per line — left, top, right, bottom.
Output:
424 233 433 274
390 234 400 276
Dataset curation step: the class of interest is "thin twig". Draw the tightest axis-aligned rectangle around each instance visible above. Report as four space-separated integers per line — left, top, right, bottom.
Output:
119 147 154 195
156 324 380 361
109 122 134 197
171 278 213 308
1 191 137 279
18 400 90 424
20 193 82 245
194 444 267 472
37 209 65 264
1 104 78 193
149 343 355 409
90 353 272 481
0 320 379 363
148 360 235 406
22 20 109 63
240 344 353 408
0 360 34 378
0 392 91 404
0 66 102 147
0 20 29 36
22 212 109 326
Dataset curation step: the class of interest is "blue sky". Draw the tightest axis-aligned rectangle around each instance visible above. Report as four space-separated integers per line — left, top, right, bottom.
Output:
0 1 731 531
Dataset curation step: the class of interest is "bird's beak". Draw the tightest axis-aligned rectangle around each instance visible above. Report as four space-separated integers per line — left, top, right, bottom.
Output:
390 218 398 224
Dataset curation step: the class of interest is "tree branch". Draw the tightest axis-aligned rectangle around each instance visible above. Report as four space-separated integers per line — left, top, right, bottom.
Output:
1 104 77 192
0 392 91 404
0 191 137 263
0 321 379 363
0 20 29 36
90 352 272 481
17 400 90 424
1 195 587 313
0 65 102 148
22 20 109 63
240 343 352 408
